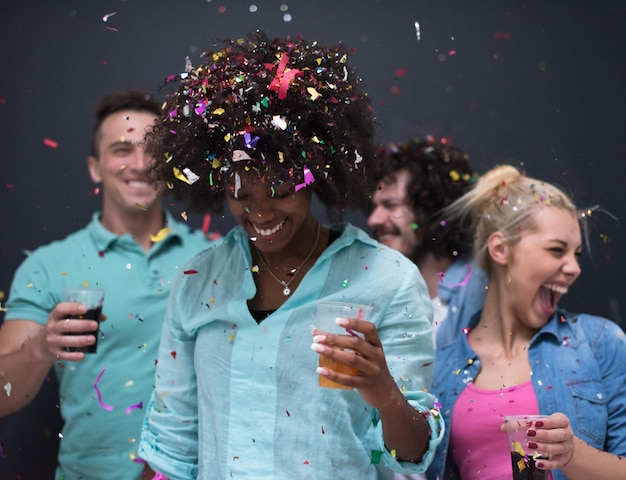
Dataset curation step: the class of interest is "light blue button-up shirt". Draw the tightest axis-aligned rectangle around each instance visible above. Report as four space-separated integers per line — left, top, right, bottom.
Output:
5 211 211 480
139 223 444 479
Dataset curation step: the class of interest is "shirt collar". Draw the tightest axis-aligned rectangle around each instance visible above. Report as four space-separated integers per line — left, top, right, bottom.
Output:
86 210 183 253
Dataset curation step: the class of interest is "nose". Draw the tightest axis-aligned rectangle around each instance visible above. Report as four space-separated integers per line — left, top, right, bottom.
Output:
563 253 582 279
245 194 275 220
128 144 151 172
367 205 387 229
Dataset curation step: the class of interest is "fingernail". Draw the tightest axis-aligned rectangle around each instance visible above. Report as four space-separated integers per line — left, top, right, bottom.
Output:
536 462 544 469
534 421 544 427
335 317 349 326
310 343 324 353
528 442 538 449
527 429 537 437
312 334 326 343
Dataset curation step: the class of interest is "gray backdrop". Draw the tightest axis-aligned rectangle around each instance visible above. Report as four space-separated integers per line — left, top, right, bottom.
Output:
0 1 624 477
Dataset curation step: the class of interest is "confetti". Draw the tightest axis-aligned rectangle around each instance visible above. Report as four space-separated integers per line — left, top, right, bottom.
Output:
150 227 172 243
43 138 58 148
3 382 11 396
370 450 384 464
94 367 114 411
202 214 212 236
268 53 302 100
102 12 118 22
124 401 144 415
440 263 472 288
294 166 315 191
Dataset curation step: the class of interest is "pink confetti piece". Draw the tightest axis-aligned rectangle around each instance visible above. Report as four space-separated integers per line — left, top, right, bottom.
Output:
94 367 114 411
43 138 58 148
440 263 472 288
124 401 144 415
294 166 315 191
202 214 212 237
184 269 199 275
268 53 302 99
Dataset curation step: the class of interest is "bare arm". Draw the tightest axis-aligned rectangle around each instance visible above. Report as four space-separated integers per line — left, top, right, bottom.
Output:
0 302 97 417
0 320 54 416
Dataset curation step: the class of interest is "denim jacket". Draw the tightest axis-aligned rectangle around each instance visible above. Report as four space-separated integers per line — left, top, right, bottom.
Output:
436 260 488 348
427 308 626 480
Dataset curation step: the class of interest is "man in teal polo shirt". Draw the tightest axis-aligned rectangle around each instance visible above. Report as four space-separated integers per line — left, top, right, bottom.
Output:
0 89 212 479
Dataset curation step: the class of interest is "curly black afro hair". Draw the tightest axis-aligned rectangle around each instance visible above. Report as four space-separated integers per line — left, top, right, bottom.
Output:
148 31 377 221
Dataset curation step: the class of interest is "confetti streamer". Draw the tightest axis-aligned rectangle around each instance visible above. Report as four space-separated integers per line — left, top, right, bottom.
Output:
268 53 302 99
124 401 144 415
102 12 118 22
94 367 114 411
202 214 212 236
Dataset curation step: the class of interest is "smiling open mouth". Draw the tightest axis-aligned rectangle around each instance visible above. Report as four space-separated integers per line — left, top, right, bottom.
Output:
252 218 286 237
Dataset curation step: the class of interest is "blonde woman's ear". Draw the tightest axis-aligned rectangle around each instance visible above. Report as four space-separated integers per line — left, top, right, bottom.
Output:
487 231 509 266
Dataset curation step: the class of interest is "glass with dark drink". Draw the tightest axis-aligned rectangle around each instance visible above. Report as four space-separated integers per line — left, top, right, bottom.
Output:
504 415 549 480
62 288 105 353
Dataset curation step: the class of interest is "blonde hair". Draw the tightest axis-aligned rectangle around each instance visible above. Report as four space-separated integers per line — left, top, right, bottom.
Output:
445 165 577 274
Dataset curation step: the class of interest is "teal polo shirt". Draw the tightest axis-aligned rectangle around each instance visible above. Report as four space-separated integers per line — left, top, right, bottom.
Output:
5 211 211 480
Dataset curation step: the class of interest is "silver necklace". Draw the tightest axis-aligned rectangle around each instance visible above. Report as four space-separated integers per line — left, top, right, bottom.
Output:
255 222 321 296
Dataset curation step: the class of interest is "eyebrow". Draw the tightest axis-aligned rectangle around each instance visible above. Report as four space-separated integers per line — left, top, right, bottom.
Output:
549 238 582 250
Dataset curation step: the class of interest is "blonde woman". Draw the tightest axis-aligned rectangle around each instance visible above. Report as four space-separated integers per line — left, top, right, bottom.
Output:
427 165 626 480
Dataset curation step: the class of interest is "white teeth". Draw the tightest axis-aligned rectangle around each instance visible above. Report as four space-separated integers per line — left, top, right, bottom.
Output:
543 284 568 295
128 181 150 188
253 219 285 236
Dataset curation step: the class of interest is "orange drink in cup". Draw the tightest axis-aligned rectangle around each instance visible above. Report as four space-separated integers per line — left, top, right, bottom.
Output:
316 301 373 389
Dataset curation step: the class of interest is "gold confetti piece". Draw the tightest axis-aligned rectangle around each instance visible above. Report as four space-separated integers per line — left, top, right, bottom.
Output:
150 227 172 243
307 87 321 100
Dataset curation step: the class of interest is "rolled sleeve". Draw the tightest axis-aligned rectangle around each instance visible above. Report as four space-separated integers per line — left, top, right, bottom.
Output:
138 288 199 479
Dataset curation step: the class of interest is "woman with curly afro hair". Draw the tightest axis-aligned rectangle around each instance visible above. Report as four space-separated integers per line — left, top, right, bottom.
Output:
139 31 443 479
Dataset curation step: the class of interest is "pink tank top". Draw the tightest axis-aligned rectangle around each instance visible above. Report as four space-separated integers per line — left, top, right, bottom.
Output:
450 381 552 480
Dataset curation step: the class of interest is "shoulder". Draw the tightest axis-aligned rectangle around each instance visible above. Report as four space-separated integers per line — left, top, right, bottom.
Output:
556 310 626 356
567 311 625 340
18 226 92 265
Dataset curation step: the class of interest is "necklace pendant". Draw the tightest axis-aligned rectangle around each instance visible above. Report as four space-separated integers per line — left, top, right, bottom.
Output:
282 286 291 296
